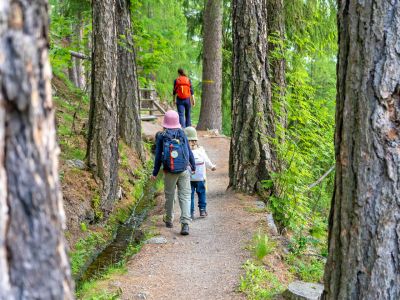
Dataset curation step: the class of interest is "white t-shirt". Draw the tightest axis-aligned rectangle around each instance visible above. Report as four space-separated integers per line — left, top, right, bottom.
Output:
191 146 216 181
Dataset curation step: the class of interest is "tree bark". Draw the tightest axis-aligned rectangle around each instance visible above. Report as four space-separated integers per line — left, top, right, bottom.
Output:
229 0 276 194
0 1 74 298
197 0 223 132
116 0 144 161
323 1 400 299
87 0 119 212
73 11 85 89
267 0 286 131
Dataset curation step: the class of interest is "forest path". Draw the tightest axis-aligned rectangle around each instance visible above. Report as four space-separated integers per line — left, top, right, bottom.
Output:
108 128 262 300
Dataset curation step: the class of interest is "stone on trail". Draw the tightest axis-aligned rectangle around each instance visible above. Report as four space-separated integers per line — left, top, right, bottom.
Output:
255 200 266 209
135 292 149 299
145 236 168 244
66 159 86 170
283 281 323 300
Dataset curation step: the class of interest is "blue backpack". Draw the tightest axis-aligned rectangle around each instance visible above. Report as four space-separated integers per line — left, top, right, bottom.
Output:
162 129 189 173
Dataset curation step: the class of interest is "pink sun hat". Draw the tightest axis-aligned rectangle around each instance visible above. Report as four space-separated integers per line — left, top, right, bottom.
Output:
162 110 181 129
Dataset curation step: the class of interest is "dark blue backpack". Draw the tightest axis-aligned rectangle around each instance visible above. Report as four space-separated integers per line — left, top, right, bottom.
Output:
162 129 189 173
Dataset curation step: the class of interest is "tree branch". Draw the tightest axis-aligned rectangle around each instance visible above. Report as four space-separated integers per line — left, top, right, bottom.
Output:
69 50 91 60
308 165 335 189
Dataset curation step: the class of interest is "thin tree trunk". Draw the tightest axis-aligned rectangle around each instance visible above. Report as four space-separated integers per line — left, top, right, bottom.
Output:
0 1 74 298
229 0 276 194
87 0 119 213
74 12 85 89
267 0 286 131
323 1 400 299
116 0 144 161
197 0 223 132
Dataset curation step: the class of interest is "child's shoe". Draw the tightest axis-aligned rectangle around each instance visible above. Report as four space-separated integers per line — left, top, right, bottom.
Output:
199 209 208 218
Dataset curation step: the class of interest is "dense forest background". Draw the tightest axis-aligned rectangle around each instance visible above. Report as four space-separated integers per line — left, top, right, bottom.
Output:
50 0 337 238
46 0 339 291
1 0 399 299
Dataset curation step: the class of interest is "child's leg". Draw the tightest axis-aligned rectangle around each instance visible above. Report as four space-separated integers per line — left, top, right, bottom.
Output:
164 172 179 222
197 181 207 211
190 181 196 215
176 170 191 224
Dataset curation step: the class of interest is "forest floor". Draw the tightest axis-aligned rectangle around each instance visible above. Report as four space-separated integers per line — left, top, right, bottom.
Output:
85 123 269 300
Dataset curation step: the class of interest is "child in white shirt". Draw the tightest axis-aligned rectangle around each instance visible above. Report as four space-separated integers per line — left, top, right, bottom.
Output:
184 127 216 219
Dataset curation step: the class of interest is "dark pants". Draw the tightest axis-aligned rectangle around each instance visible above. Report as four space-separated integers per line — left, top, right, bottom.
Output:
176 98 191 128
190 181 206 214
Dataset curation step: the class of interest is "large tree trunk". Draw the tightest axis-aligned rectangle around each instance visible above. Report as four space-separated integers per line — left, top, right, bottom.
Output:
229 0 276 194
87 0 119 213
0 1 74 298
323 1 400 299
197 0 223 132
116 0 144 161
267 0 286 131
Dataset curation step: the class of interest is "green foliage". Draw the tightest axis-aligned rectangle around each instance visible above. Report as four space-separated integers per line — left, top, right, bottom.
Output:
132 0 202 104
266 0 337 248
253 231 275 261
80 222 88 232
240 261 284 300
49 0 91 76
92 193 103 221
286 253 325 283
70 232 107 276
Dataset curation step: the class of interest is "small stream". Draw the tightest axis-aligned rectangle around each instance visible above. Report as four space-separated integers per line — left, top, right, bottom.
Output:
77 180 158 285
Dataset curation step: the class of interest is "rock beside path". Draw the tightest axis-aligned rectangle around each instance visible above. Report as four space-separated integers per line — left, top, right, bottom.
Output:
145 236 168 244
266 213 279 235
283 281 323 300
66 159 86 170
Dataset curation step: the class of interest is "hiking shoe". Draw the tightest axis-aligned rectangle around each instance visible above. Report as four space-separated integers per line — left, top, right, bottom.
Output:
180 223 189 235
165 221 173 228
200 209 208 218
163 216 173 228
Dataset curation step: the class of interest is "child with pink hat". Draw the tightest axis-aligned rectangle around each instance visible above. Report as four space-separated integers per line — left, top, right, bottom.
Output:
151 110 196 235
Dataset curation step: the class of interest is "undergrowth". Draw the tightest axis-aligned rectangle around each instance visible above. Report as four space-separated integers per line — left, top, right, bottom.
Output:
240 261 284 300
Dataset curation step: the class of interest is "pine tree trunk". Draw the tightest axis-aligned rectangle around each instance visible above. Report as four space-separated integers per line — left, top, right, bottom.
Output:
87 0 119 212
229 0 276 194
197 0 223 132
0 1 74 298
323 1 400 299
116 0 144 161
267 0 286 131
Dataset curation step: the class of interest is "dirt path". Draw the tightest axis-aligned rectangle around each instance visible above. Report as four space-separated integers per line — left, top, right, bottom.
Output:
109 130 261 300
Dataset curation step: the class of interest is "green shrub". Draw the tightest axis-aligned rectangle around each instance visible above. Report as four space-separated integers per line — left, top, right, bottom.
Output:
240 261 284 300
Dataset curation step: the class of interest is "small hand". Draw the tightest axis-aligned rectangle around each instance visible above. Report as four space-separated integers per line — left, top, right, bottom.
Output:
150 175 157 180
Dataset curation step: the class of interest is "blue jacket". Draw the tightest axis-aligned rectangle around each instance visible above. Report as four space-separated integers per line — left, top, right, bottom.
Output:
152 129 196 176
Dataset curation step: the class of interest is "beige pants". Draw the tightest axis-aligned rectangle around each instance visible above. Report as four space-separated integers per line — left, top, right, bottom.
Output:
164 170 191 225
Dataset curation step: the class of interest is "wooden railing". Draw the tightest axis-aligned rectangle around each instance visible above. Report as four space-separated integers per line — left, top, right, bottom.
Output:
139 87 166 121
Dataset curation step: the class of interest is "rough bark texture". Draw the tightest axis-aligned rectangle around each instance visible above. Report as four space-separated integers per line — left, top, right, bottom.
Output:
267 0 286 130
0 1 74 298
229 0 276 194
116 0 144 161
197 0 223 131
323 1 400 299
87 0 119 212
